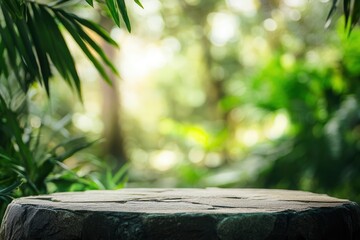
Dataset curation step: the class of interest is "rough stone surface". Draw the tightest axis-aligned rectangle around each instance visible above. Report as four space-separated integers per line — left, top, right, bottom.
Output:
0 188 359 240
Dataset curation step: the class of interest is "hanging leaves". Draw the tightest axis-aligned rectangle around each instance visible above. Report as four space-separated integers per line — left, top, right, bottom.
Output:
0 0 140 98
326 0 360 33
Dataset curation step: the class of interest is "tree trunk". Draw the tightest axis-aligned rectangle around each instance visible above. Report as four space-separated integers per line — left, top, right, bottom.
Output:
99 16 127 169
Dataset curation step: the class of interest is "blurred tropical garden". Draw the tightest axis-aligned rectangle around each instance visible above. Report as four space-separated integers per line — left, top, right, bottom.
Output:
1 0 360 222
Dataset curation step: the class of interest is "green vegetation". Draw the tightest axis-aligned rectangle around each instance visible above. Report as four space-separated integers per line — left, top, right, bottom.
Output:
0 0 359 224
122 0 360 203
0 0 135 219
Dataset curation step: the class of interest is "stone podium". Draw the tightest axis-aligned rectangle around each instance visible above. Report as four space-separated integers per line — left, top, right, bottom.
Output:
1 188 359 239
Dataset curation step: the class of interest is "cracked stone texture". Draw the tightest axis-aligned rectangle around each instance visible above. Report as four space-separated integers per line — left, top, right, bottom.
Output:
1 188 359 240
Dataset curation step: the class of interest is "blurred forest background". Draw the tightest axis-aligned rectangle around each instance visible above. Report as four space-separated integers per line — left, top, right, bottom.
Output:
1 0 360 220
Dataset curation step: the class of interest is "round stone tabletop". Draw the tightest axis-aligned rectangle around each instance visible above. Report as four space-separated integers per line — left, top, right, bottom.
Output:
1 188 359 240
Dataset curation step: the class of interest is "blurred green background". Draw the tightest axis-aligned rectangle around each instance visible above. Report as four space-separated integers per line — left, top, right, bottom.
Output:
85 0 360 200
1 0 360 220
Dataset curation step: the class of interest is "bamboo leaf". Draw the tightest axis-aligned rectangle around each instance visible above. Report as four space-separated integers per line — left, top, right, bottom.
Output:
33 4 82 97
27 14 52 95
0 20 21 81
350 0 360 31
1 0 23 18
51 138 98 163
0 35 6 77
86 0 93 7
56 11 113 84
64 15 118 74
59 10 118 46
15 20 41 83
0 179 22 196
113 164 128 184
117 0 131 32
134 0 144 9
325 0 338 28
343 0 350 28
30 4 68 82
106 0 120 27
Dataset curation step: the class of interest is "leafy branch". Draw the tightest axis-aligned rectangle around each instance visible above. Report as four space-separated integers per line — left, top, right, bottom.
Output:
0 0 142 98
327 0 360 33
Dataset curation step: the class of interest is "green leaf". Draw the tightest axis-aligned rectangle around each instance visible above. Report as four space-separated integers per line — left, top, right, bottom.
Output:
0 34 6 77
1 0 24 18
50 137 98 163
112 164 128 185
0 179 22 196
58 11 118 74
27 16 52 95
325 0 338 28
32 4 82 98
29 5 68 82
15 20 40 82
350 0 360 31
343 0 350 28
134 0 144 9
106 0 120 27
56 12 113 84
66 12 118 46
0 21 21 81
86 0 93 7
117 0 131 32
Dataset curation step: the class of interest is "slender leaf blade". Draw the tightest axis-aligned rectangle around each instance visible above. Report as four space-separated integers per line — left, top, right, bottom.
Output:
86 0 93 7
56 11 113 84
350 0 360 31
134 0 144 9
117 0 131 32
106 0 120 27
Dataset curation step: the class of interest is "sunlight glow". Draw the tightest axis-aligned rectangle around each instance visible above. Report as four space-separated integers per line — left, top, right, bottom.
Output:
205 152 223 168
120 38 168 81
226 0 258 15
266 113 289 139
283 0 307 8
188 148 205 164
263 18 278 31
72 113 103 134
30 116 41 128
287 9 301 21
208 12 238 46
150 150 178 171
238 129 259 147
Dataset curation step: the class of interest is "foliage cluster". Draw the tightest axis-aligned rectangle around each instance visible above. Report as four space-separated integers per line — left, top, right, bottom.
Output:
0 0 359 224
0 0 136 220
122 0 360 203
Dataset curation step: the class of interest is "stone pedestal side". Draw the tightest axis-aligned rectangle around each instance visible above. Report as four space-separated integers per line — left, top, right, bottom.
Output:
1 188 359 240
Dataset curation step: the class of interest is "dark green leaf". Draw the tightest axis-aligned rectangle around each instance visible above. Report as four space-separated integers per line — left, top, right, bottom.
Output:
56 11 113 84
0 179 22 196
68 17 118 74
0 20 21 81
50 137 98 163
64 11 118 46
27 15 52 95
113 164 128 184
15 20 40 83
117 0 131 32
343 0 350 28
134 0 144 9
57 10 118 74
106 0 120 27
350 0 360 31
32 4 82 97
86 0 93 7
325 0 338 28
